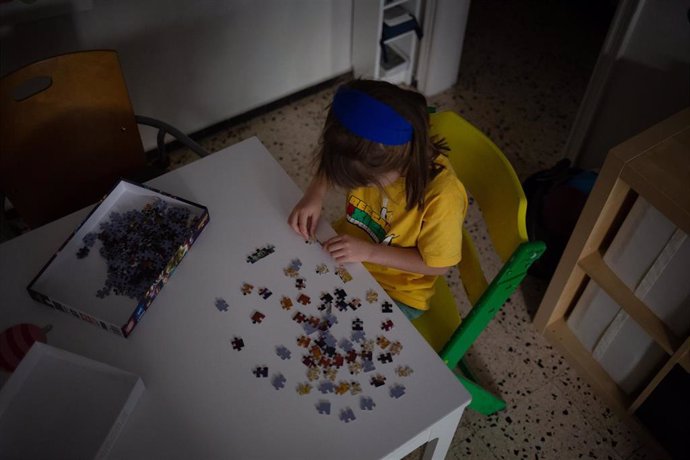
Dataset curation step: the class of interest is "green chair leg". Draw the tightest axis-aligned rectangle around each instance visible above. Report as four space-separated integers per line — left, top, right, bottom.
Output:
454 364 506 415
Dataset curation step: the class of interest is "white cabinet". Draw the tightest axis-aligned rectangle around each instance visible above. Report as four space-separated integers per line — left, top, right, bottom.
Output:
352 0 423 86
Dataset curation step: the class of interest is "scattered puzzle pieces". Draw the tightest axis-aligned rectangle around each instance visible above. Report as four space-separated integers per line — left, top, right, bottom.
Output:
315 263 329 274
316 400 331 415
319 380 335 394
276 345 291 360
272 373 286 390
381 301 393 313
390 384 406 399
378 353 393 364
297 293 311 305
215 297 229 312
395 365 413 377
381 319 394 331
241 283 254 295
296 382 312 395
366 290 378 303
335 266 352 283
251 311 266 324
295 278 306 290
247 244 275 264
280 296 293 310
370 374 386 387
231 337 244 351
258 287 272 299
360 396 375 411
339 408 356 423
253 366 268 378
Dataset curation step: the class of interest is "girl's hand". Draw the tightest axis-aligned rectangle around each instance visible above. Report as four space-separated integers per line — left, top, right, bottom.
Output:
323 235 375 263
288 174 329 240
288 193 323 240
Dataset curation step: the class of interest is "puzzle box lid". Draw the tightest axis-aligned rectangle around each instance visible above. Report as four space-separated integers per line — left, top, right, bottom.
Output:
27 180 208 327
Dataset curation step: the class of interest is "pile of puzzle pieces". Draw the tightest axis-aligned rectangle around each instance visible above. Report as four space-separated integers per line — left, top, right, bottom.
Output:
215 244 414 423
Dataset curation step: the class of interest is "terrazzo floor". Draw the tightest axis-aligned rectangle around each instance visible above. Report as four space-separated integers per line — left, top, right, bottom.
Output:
164 1 665 459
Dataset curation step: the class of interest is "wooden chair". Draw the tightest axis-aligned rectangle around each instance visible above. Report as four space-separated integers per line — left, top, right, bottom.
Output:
0 50 209 234
411 111 546 415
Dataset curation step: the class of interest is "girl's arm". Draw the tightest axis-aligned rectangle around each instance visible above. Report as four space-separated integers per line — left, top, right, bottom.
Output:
323 234 449 276
288 173 329 240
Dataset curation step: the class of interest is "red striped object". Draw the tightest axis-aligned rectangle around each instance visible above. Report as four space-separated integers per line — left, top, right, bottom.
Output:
0 324 47 372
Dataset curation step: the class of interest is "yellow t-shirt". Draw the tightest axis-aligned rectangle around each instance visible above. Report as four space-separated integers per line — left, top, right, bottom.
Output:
333 155 468 310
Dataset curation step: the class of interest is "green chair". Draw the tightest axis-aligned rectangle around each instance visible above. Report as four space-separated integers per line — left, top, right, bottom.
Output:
412 111 546 415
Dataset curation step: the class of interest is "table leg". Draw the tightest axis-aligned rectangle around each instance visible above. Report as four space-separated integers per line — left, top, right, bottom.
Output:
421 406 465 460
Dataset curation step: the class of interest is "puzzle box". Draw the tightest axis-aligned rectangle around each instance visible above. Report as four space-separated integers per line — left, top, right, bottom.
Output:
27 179 209 337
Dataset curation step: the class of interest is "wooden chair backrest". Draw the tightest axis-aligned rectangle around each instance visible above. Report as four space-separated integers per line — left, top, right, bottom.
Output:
0 50 145 227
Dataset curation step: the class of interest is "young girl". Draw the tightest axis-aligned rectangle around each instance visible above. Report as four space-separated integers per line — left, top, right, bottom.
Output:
288 80 467 320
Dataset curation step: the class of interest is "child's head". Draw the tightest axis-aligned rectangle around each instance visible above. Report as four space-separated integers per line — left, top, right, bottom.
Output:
316 79 444 210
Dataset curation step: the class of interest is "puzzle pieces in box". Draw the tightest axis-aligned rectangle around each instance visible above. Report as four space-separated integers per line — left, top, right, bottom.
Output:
215 297 229 312
247 244 275 264
231 337 245 351
272 373 286 390
251 311 266 324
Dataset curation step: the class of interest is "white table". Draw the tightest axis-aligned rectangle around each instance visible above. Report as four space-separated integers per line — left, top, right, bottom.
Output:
0 138 470 459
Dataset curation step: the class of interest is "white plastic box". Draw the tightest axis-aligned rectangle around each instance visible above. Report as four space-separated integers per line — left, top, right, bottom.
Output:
0 342 145 459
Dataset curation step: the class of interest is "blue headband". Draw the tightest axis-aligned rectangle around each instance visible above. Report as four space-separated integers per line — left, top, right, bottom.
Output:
331 87 413 145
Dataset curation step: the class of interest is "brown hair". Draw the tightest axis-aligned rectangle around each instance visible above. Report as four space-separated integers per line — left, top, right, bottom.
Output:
315 79 447 210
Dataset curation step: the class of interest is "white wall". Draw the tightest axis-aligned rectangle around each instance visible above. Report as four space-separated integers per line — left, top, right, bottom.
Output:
0 0 353 149
565 0 690 170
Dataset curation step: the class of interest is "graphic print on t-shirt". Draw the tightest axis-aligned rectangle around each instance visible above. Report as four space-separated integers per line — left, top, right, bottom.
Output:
345 194 396 245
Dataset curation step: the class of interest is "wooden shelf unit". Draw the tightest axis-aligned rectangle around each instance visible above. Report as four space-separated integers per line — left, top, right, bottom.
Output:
534 107 690 457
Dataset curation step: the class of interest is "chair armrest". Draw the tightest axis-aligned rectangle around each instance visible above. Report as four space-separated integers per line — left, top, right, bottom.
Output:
135 115 210 168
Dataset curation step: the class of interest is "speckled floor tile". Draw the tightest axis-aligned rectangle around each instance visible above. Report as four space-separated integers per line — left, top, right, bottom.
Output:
473 381 625 460
553 366 665 460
